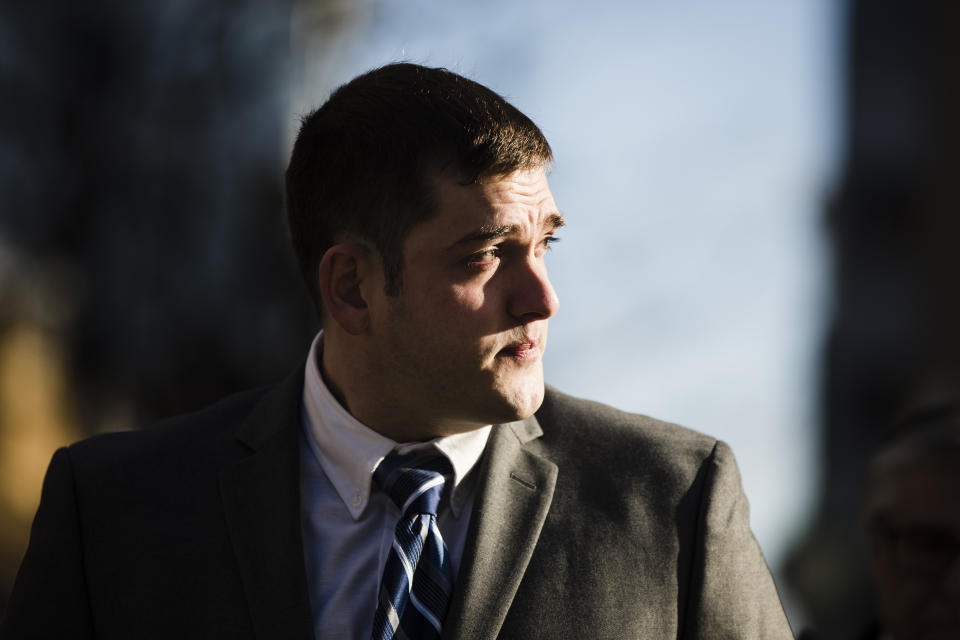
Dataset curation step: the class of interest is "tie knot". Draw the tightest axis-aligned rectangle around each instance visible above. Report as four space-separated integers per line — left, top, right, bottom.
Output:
374 450 451 517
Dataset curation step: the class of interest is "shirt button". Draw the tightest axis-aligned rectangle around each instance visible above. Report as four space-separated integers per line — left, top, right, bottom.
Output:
353 493 362 508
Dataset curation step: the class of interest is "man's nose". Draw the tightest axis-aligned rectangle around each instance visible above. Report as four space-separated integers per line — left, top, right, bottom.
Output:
507 256 559 321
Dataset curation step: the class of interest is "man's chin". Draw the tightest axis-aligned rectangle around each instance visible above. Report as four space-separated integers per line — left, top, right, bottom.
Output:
497 379 546 422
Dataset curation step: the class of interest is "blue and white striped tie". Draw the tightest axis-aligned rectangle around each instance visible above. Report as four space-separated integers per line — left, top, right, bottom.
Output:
371 450 453 640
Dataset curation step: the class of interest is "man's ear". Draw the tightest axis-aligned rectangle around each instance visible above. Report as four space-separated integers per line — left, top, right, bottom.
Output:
317 244 376 335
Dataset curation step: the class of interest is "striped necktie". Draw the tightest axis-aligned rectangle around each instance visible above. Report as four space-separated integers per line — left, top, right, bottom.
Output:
371 450 454 640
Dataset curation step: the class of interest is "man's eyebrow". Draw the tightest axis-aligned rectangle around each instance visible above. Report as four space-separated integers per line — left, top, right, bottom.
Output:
545 212 566 231
450 212 566 249
450 224 516 249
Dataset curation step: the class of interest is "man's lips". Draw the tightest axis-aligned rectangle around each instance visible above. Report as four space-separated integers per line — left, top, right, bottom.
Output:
498 338 540 358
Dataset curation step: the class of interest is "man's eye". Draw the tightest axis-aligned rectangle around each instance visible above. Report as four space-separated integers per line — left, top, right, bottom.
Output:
539 236 561 254
468 248 500 267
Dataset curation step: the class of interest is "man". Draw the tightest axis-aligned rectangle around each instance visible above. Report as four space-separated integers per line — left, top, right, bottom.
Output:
3 63 793 638
860 409 960 640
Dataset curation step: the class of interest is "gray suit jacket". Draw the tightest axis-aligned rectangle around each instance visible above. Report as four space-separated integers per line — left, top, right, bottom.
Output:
3 369 793 639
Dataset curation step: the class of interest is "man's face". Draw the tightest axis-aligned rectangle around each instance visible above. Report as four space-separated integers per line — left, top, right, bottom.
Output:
363 167 562 437
868 461 960 640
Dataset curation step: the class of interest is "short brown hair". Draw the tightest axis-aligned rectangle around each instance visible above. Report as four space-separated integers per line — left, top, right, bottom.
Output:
285 63 553 317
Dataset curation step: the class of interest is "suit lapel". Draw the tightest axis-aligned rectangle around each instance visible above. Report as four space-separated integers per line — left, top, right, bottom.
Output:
219 369 314 640
444 416 558 640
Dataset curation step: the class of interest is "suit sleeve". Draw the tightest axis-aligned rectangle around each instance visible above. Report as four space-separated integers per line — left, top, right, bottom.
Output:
2 447 95 639
682 441 795 639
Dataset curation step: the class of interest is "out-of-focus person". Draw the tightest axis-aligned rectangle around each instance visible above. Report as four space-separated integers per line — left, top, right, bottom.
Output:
860 407 960 640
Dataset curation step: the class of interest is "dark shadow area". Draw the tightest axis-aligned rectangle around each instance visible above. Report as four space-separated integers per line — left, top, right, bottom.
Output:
0 0 326 614
860 408 960 639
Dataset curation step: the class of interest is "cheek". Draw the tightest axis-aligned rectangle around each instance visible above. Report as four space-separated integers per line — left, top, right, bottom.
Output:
450 284 488 312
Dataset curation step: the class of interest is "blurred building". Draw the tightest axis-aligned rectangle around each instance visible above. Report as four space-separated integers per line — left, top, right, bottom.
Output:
785 1 960 638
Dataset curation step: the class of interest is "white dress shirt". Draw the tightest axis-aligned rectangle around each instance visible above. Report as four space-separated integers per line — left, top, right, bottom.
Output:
299 332 491 640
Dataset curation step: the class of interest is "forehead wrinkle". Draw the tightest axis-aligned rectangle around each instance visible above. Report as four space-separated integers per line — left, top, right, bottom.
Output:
439 171 563 252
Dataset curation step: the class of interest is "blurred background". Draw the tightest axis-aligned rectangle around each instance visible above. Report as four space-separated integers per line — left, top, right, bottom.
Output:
2 1 958 637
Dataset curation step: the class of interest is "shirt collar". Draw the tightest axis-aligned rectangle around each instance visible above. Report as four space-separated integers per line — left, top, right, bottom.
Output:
301 331 491 520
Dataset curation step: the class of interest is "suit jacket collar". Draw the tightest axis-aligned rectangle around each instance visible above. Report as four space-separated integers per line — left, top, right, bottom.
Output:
444 414 558 640
220 369 557 640
219 367 315 640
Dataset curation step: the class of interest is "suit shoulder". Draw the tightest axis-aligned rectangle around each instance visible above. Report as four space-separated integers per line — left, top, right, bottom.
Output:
539 385 718 449
66 383 275 471
537 385 722 476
